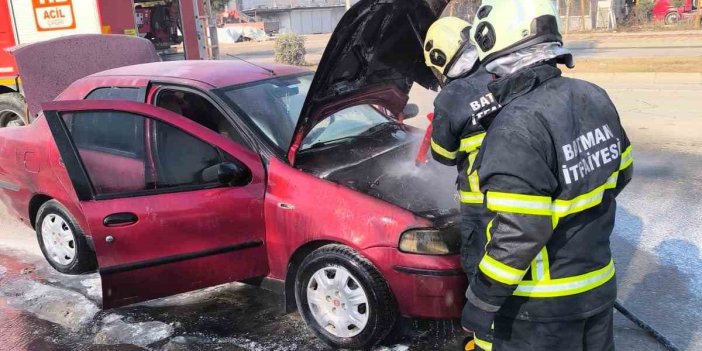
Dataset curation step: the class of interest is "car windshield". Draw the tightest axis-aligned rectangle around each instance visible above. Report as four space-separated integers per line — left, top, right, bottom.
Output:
220 73 393 150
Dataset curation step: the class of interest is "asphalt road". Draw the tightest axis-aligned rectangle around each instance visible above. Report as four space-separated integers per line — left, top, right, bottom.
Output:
219 31 702 64
1 72 700 350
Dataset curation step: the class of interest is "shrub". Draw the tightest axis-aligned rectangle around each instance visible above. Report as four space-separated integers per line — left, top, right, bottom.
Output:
671 0 685 8
274 33 306 66
637 0 655 17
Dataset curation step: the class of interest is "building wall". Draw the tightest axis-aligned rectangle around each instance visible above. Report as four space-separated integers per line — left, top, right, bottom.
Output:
243 0 346 10
261 6 345 34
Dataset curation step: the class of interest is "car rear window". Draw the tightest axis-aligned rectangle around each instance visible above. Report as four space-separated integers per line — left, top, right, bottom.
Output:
86 87 141 101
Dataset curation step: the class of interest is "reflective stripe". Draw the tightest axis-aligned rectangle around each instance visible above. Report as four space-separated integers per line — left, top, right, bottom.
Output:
489 168 622 218
0 77 20 86
486 192 552 216
551 172 618 218
430 138 458 160
460 133 486 153
530 247 550 281
467 151 481 192
514 260 615 298
474 336 493 351
620 146 633 170
479 254 527 285
460 191 484 204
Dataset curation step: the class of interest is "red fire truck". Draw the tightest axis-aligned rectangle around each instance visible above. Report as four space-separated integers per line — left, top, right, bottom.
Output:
0 0 216 127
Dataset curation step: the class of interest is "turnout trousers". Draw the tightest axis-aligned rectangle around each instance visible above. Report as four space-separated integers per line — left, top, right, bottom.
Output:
476 307 614 351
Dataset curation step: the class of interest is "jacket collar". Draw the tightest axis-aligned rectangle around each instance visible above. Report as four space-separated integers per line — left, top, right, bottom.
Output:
487 63 561 107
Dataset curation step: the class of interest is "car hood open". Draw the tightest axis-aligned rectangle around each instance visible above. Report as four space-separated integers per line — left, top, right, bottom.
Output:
8 34 159 119
288 0 449 161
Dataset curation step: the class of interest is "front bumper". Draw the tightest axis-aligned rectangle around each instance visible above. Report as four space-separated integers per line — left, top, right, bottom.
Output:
362 247 467 319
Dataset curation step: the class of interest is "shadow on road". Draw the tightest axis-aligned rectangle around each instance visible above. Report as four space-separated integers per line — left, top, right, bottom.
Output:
613 207 701 351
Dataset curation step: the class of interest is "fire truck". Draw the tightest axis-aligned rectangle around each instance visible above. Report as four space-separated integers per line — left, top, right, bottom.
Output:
0 0 218 127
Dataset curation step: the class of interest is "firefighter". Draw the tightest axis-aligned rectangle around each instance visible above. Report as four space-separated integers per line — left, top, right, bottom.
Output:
423 17 500 351
460 1 634 350
424 16 499 282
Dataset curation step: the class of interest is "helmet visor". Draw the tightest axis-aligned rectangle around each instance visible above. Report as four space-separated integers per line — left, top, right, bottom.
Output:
445 43 480 79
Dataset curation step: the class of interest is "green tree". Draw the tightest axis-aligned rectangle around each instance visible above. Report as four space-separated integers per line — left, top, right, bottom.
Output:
209 0 229 12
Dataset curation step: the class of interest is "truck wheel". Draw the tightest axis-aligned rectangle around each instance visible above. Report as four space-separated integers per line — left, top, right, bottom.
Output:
36 200 97 274
295 244 397 349
0 93 27 127
664 11 680 25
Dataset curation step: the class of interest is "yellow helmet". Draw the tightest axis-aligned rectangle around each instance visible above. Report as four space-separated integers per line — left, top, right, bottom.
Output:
423 17 472 76
471 0 562 63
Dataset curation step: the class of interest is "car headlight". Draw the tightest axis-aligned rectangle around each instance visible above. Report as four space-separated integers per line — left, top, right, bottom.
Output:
399 226 461 255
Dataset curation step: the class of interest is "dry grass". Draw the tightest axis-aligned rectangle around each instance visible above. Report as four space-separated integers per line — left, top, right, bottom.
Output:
571 56 702 73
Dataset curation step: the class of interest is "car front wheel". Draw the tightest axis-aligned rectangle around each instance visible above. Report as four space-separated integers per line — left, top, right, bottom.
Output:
295 244 397 349
36 200 97 274
665 11 680 24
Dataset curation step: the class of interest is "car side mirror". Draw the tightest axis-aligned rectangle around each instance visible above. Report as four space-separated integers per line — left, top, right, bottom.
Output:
403 103 419 119
202 162 252 186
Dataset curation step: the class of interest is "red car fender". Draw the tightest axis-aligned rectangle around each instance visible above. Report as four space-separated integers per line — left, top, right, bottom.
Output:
263 157 434 280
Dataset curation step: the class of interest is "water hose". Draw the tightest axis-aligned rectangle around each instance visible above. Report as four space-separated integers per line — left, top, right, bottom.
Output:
614 301 680 351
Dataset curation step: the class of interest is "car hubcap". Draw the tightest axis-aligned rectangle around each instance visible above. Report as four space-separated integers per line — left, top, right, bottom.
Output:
307 265 370 338
41 214 76 266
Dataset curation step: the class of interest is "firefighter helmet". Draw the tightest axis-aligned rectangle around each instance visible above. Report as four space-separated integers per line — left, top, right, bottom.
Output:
423 17 472 77
471 0 562 63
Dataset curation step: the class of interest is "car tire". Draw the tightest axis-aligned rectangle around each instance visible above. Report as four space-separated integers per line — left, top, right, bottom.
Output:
0 93 27 127
664 11 680 25
36 200 97 274
295 244 397 349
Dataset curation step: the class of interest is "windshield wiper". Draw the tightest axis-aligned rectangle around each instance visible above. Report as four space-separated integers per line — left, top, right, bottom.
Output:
308 136 359 149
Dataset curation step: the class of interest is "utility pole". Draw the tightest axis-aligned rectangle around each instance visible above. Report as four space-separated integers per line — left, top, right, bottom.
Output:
580 0 586 31
695 0 701 29
345 0 352 10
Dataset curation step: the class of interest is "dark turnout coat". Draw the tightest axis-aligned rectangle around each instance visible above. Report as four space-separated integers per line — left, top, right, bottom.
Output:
467 63 633 322
430 66 500 277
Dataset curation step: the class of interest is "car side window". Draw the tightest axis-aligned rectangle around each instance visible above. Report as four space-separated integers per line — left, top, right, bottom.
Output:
154 89 248 147
85 87 141 101
62 111 223 197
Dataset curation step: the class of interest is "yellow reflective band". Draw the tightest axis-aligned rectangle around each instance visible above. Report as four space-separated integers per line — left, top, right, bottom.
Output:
620 146 633 170
474 336 493 351
530 247 551 281
0 77 20 86
467 151 481 192
486 192 552 216
514 260 615 298
460 133 486 153
479 254 527 285
551 172 619 218
431 138 458 160
460 191 484 204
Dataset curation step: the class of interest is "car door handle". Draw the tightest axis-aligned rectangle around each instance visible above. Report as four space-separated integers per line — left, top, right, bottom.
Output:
103 213 138 227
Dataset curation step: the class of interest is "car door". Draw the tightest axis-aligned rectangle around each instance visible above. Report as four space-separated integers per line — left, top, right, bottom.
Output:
41 99 268 308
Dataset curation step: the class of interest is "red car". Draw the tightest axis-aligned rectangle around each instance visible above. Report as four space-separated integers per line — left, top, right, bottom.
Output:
0 0 462 348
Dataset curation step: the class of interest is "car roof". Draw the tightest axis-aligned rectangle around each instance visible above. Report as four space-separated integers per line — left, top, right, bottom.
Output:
89 60 312 88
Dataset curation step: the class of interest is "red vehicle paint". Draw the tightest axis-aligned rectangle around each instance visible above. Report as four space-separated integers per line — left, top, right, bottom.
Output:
0 0 460 347
652 0 697 23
